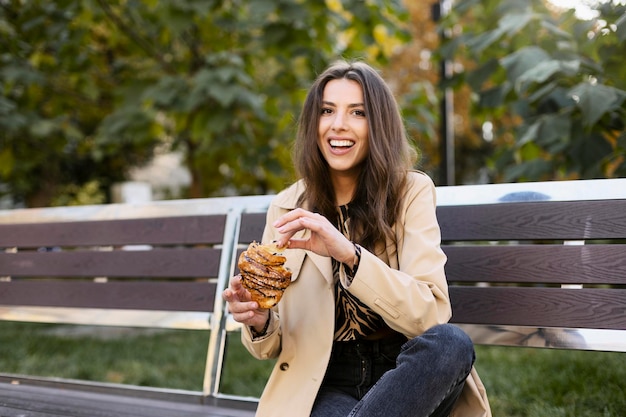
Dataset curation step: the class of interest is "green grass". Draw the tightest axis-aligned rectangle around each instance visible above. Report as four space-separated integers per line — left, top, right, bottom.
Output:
0 321 273 396
0 322 210 390
0 321 624 416
474 345 626 417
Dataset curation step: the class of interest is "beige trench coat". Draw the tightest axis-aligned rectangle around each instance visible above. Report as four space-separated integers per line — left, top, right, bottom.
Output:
242 171 491 417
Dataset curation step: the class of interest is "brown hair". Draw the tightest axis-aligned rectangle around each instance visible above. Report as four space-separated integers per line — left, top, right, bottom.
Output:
294 60 418 251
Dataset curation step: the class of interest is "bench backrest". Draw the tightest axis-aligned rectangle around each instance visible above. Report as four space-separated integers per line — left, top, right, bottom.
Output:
1 179 625 401
0 195 273 400
0 215 224 312
236 180 626 352
436 179 626 352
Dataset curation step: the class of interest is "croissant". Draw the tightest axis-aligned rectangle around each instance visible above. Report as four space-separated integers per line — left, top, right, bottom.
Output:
238 241 292 309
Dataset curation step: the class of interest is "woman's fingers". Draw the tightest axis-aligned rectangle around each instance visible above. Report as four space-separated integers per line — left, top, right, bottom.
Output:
284 237 309 250
274 210 330 244
223 275 269 327
224 293 257 314
272 207 309 229
272 208 353 262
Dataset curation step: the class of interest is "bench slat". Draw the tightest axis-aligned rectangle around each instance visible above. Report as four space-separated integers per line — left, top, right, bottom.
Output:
239 213 267 244
444 244 626 285
438 199 626 241
0 281 216 311
0 379 256 417
450 286 626 330
0 215 227 248
0 248 221 278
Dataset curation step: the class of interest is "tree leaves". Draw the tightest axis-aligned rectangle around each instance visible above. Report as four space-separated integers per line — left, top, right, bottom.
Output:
444 0 626 182
1 0 411 205
500 47 551 85
465 11 534 55
569 82 626 127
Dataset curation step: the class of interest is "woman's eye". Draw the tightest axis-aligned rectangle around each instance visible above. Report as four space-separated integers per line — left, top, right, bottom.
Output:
353 109 366 117
321 108 333 115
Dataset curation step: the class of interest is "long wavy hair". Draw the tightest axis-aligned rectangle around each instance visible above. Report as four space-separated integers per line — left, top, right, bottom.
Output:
294 60 418 252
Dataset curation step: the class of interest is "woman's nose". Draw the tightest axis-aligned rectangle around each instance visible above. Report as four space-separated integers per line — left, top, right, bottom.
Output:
331 113 346 131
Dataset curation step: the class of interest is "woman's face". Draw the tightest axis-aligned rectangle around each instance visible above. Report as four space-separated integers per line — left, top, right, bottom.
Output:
317 78 369 179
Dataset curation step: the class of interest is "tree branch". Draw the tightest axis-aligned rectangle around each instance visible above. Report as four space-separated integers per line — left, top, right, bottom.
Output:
181 24 204 74
94 0 175 74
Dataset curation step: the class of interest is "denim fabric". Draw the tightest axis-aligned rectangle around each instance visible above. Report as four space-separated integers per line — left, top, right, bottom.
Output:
311 324 475 417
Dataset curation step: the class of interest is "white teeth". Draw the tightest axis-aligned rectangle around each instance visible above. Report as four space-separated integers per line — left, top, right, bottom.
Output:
330 140 354 147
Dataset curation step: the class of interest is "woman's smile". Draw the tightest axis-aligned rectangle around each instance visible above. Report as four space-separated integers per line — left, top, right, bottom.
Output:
328 137 356 153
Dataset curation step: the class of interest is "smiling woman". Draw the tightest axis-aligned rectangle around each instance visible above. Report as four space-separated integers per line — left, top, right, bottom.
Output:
222 60 492 417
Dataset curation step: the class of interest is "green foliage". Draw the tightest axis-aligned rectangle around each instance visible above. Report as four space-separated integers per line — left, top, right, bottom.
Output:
0 0 159 206
50 180 106 206
0 0 410 206
441 0 626 182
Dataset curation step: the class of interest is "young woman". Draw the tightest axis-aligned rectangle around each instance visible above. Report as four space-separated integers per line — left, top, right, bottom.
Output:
223 60 491 417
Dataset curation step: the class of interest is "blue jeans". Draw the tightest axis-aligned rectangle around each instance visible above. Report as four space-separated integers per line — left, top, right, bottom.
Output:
311 324 475 417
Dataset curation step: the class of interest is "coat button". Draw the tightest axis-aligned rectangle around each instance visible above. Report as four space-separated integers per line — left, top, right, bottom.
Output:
279 362 289 371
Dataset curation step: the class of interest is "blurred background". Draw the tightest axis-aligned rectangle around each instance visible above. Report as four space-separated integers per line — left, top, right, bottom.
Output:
1 0 624 209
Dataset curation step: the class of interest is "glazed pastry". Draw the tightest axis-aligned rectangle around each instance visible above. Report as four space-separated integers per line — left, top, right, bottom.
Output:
238 241 292 308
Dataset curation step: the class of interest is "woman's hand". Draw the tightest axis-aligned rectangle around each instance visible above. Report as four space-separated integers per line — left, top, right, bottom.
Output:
223 275 269 332
272 208 356 267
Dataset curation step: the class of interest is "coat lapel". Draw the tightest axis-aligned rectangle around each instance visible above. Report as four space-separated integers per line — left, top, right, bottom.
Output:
306 252 334 285
285 246 333 286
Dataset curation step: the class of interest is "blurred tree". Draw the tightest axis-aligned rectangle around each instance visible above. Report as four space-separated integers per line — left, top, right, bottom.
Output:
385 1 441 181
0 0 411 207
0 0 150 207
439 0 626 183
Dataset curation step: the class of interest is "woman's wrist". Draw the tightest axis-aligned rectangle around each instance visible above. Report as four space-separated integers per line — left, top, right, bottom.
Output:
343 242 361 278
342 241 358 268
251 313 271 338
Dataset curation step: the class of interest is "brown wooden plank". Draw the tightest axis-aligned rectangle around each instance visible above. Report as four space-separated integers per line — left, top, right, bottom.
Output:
443 244 626 285
0 380 256 417
239 212 266 244
0 248 221 278
0 215 227 248
449 286 626 330
438 199 626 241
0 281 216 312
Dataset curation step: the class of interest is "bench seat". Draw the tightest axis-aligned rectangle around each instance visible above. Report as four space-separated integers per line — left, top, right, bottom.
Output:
0 375 255 417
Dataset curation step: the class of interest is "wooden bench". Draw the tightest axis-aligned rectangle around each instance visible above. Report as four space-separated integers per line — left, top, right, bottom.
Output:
435 180 626 352
1 178 625 416
0 195 273 417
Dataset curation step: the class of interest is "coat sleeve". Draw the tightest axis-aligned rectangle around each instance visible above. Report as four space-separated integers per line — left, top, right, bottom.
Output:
339 172 451 338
